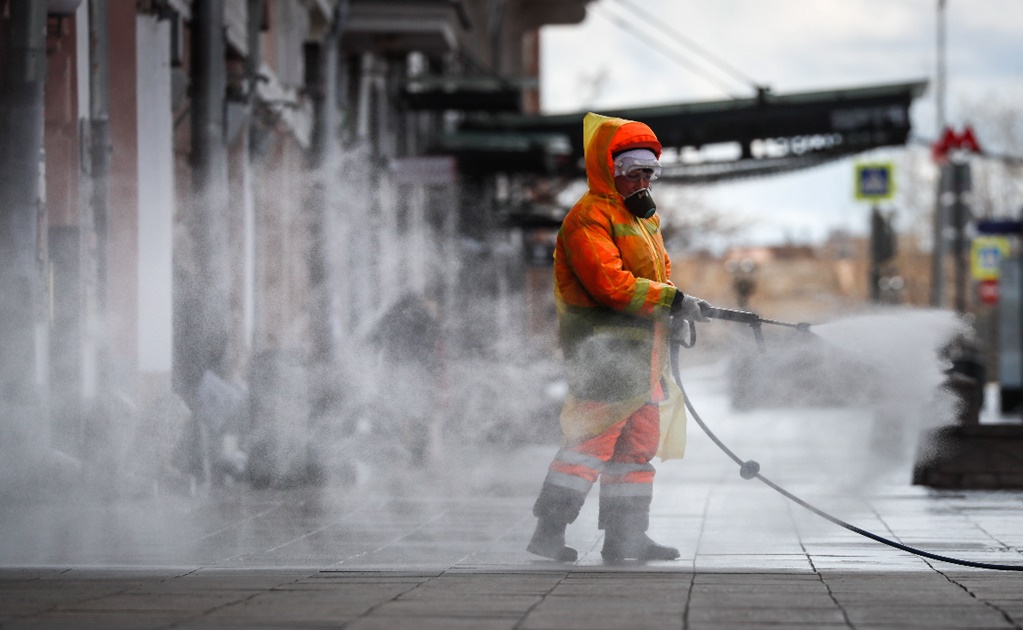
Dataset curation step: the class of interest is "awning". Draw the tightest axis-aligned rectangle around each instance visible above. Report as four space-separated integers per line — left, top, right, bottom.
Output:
402 76 529 112
448 80 928 182
342 0 470 56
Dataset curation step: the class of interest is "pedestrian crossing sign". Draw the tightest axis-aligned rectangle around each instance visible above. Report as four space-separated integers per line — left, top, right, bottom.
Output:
855 163 895 201
971 236 1010 281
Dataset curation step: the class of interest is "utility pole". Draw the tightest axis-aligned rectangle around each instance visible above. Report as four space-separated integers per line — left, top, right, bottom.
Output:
931 0 948 307
933 127 981 314
870 206 898 303
936 0 947 135
950 161 971 313
0 1 49 454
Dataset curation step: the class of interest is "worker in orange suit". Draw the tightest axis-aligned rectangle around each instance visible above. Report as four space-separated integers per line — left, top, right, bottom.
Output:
527 112 711 562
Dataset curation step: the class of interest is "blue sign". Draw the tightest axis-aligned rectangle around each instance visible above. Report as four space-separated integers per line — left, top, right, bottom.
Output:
976 219 1022 235
971 237 1010 281
855 163 894 201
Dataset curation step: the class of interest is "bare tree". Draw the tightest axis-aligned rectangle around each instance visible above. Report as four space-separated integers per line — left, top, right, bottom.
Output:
958 97 1023 219
576 66 609 110
655 183 752 254
894 146 939 250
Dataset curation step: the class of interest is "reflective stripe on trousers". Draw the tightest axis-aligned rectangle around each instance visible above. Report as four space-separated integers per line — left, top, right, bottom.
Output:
544 403 659 496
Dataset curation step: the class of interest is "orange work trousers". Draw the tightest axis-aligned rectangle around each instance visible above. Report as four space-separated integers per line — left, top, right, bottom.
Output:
542 403 659 499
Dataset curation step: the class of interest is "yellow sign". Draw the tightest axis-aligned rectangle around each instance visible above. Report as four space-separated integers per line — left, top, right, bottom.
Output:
971 237 1010 281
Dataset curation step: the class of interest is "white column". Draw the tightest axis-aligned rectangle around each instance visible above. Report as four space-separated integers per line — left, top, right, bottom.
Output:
135 14 174 376
409 184 427 294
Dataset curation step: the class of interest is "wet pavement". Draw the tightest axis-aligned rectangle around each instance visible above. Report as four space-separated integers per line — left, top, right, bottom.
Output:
2 362 1022 628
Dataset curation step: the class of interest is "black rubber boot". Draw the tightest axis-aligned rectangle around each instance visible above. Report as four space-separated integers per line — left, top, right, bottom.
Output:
599 496 680 562
527 482 587 562
601 527 680 561
527 517 578 561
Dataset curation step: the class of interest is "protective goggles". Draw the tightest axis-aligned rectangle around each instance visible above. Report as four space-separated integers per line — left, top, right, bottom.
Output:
613 150 662 181
623 168 659 182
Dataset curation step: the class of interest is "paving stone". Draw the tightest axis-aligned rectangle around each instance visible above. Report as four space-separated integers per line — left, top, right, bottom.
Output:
398 575 564 596
691 572 824 583
0 569 66 581
688 624 849 630
686 604 848 625
51 591 254 613
688 591 838 609
830 591 980 606
200 589 404 622
0 612 182 630
344 617 518 630
843 603 1015 627
690 581 827 594
520 608 683 630
370 594 542 617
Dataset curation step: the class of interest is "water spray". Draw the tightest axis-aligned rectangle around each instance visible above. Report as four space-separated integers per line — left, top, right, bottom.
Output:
673 307 1023 572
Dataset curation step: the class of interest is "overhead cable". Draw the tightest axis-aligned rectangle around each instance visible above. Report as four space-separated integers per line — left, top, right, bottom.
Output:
608 0 764 95
592 2 742 99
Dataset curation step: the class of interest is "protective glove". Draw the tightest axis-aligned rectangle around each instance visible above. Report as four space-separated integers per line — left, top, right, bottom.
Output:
671 292 711 322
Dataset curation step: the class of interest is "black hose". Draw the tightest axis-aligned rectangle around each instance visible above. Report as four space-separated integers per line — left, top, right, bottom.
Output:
669 342 1023 572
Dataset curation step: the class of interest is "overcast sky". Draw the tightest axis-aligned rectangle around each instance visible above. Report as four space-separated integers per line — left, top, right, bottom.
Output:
539 0 1023 246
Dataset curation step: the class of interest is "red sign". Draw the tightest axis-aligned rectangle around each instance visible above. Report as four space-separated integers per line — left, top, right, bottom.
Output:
977 279 999 305
932 126 982 163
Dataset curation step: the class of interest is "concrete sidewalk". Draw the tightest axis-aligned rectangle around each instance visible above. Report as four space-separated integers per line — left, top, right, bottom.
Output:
2 565 1021 629
2 363 1022 628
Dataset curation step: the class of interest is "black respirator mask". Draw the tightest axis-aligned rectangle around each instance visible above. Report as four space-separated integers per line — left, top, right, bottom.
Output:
623 188 657 219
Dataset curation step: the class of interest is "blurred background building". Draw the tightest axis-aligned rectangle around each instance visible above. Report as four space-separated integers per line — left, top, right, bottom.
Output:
1 0 598 493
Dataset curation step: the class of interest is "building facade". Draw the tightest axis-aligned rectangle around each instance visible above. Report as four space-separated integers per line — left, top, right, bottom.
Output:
0 0 593 491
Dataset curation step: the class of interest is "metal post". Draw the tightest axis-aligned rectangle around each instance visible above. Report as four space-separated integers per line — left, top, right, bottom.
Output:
951 161 970 313
1018 209 1023 418
931 204 945 306
931 0 948 307
936 0 947 135
870 206 882 303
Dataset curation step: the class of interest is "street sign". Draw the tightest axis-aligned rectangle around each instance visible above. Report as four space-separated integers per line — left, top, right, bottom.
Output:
976 219 1022 235
932 125 982 163
971 236 1011 281
855 163 894 201
977 279 999 305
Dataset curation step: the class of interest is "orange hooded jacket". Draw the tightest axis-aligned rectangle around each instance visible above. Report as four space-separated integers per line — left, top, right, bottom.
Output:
554 113 684 452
